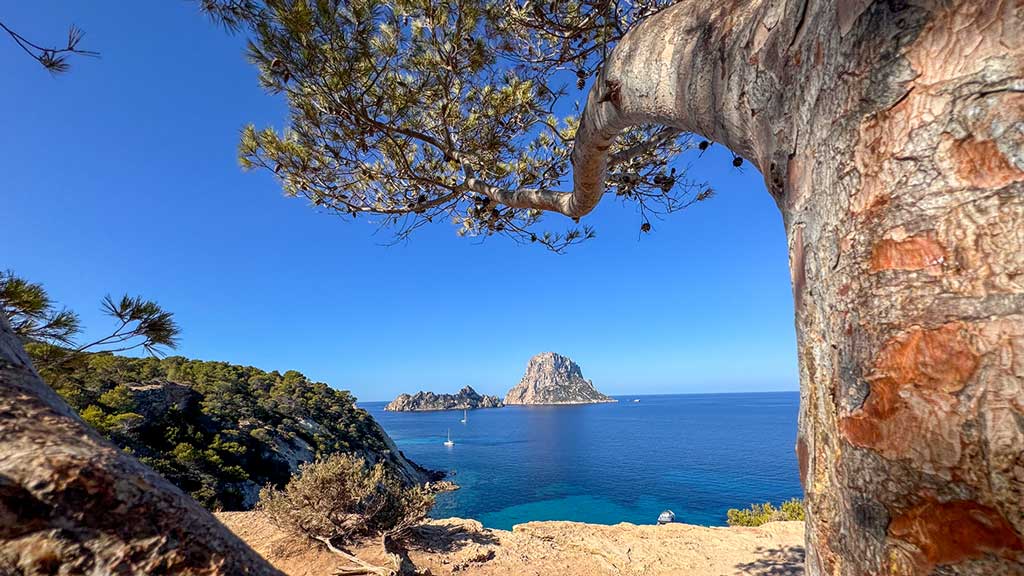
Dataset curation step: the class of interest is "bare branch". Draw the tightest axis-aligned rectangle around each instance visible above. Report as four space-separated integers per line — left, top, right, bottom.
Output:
1 21 98 74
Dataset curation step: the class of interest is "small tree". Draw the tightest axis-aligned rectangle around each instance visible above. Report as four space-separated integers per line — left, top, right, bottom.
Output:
258 453 433 575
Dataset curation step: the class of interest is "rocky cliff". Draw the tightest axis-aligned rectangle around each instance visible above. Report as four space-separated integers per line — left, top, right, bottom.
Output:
385 385 503 411
504 352 616 405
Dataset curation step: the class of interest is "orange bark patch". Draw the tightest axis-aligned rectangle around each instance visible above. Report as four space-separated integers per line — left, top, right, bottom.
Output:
889 499 1024 567
947 136 1024 190
869 234 945 273
785 151 812 212
872 323 978 394
840 324 978 465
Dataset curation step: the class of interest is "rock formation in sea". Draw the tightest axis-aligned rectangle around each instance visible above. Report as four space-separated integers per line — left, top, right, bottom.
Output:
504 352 616 405
385 385 504 411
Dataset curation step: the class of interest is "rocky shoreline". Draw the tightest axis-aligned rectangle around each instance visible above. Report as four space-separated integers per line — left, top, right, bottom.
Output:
218 511 805 576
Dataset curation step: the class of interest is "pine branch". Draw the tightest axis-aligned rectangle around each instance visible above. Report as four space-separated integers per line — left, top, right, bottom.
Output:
1 21 98 74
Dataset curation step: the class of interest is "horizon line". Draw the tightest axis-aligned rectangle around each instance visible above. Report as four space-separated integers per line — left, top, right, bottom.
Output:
357 389 799 404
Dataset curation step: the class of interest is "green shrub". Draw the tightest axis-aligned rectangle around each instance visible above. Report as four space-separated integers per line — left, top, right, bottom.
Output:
726 498 805 526
79 405 110 434
98 385 136 413
258 453 433 544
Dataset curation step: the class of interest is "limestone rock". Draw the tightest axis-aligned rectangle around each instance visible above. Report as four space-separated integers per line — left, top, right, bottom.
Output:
504 352 616 405
385 386 503 411
217 510 806 576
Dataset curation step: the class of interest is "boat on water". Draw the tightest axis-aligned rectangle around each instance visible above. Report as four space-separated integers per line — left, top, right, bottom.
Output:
443 428 454 447
633 399 640 403
460 409 467 423
657 510 675 524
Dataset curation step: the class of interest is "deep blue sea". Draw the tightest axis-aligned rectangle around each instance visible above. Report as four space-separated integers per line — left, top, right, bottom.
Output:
364 392 801 530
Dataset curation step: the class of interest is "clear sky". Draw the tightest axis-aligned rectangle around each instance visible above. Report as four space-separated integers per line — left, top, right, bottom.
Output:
2 2 797 401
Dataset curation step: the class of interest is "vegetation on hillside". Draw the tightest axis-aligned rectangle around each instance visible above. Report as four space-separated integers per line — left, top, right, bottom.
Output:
1 270 419 511
31 350 392 511
726 498 805 527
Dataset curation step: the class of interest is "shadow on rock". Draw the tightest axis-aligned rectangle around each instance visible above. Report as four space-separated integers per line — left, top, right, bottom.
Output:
735 545 805 576
408 521 500 554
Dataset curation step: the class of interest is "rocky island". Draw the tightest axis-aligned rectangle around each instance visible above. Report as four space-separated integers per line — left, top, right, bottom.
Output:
385 385 504 412
505 352 616 405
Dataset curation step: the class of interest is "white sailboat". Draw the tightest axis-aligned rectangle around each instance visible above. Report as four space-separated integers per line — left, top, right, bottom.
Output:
443 428 454 447
460 409 467 424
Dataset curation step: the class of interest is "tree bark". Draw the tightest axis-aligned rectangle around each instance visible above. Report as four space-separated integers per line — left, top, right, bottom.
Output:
782 2 1024 573
0 314 282 575
499 0 1024 573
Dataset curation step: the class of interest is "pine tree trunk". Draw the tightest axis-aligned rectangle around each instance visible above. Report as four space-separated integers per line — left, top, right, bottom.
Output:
0 314 282 575
757 0 1019 569
568 0 1023 573
775 1 1024 574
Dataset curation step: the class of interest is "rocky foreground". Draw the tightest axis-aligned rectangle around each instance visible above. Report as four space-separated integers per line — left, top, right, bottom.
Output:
505 352 616 405
218 512 804 576
386 385 504 411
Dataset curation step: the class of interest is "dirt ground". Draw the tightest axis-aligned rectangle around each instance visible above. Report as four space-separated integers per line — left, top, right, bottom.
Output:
217 511 805 576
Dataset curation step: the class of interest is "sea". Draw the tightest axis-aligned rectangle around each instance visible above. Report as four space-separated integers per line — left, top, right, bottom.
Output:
363 392 801 530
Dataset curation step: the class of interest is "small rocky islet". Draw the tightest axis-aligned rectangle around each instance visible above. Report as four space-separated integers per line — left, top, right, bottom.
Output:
385 385 503 411
386 352 615 411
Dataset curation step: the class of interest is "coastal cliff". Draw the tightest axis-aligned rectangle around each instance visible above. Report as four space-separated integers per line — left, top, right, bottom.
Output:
386 385 504 411
505 352 616 405
33 352 437 510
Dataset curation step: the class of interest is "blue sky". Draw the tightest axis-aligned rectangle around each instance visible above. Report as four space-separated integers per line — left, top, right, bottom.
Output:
2 2 797 401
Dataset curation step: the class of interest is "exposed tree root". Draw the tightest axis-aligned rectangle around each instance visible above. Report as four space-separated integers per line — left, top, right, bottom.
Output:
317 536 394 576
318 532 415 576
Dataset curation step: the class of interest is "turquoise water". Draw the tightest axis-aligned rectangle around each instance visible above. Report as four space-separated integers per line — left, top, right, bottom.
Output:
365 392 801 530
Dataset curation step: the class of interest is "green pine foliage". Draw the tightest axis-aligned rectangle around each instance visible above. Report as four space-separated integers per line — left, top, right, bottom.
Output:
0 270 80 345
200 0 706 252
1 270 179 369
30 348 395 511
726 498 806 527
